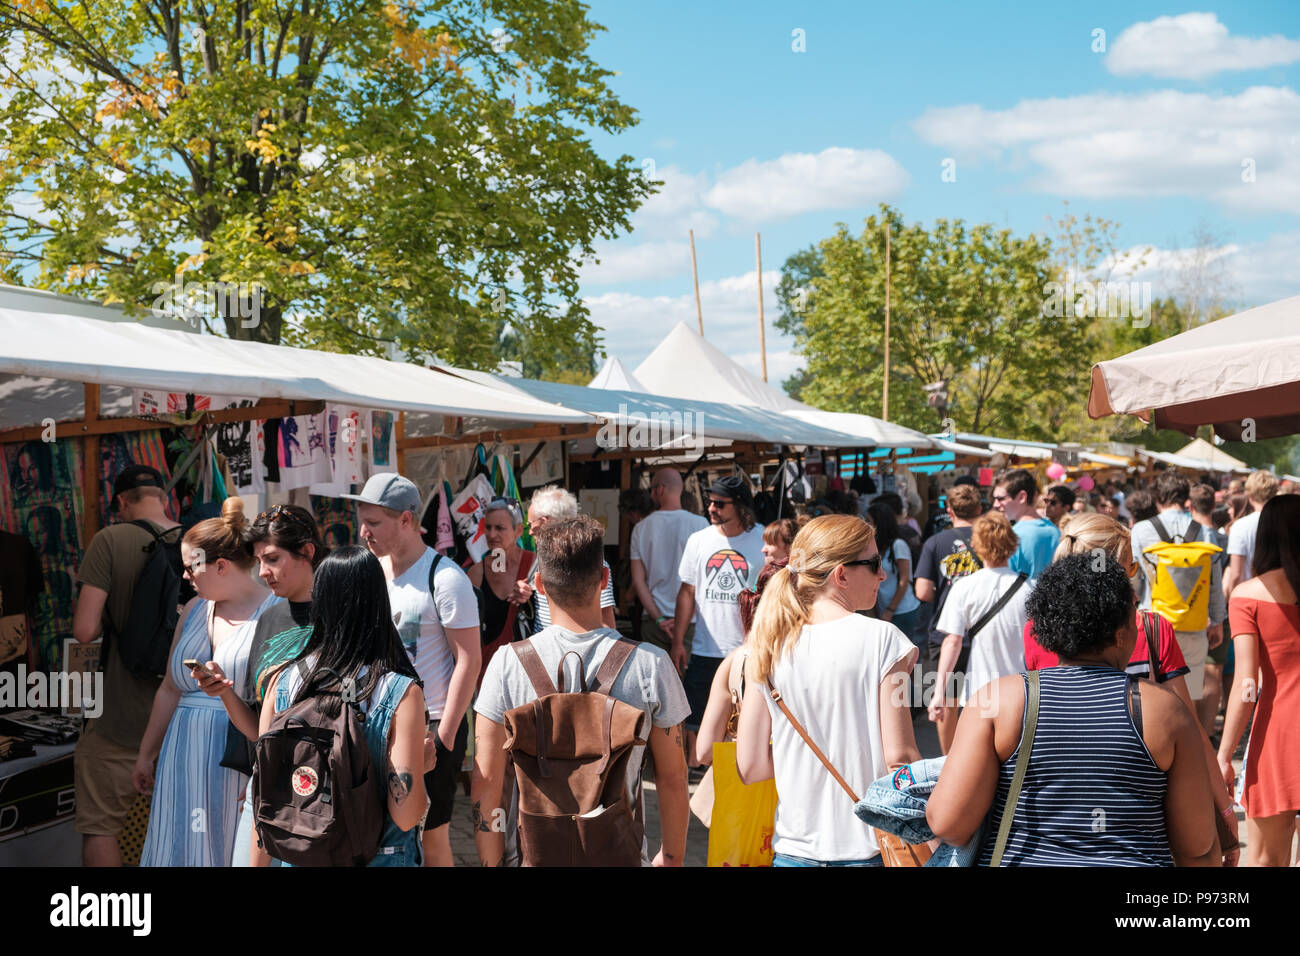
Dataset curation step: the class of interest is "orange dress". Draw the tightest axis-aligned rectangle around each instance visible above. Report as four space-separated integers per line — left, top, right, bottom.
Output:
1227 596 1300 817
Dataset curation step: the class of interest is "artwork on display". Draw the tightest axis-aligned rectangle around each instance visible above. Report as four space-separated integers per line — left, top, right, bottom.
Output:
276 412 332 490
212 398 265 496
520 440 564 488
368 410 396 474
310 404 366 496
98 431 177 525
0 438 84 671
311 495 358 550
61 638 102 716
578 489 621 547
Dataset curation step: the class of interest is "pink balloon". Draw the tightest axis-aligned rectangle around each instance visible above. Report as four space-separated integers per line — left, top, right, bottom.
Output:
1077 474 1095 492
1046 462 1067 481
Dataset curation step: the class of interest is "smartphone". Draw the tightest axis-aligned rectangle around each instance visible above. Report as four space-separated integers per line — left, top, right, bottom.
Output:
183 659 211 674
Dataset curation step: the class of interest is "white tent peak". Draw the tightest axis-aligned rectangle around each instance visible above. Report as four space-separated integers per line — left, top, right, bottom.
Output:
633 320 811 412
589 355 647 392
1174 437 1248 471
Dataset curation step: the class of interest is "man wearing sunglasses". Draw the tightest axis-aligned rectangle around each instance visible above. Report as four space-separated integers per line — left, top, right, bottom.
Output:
673 475 766 775
1042 484 1075 527
991 468 1060 580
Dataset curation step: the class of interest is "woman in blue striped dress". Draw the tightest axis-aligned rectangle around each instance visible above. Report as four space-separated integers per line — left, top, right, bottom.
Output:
927 553 1221 866
133 498 279 866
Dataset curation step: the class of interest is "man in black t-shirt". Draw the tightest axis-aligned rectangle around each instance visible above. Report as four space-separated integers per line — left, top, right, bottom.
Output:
914 483 984 688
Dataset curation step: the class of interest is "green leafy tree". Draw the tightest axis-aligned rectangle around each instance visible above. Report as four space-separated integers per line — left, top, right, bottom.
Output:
779 205 1070 438
0 0 652 368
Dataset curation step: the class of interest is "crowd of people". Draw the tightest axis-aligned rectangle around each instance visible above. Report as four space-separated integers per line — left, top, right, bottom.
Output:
69 458 1298 867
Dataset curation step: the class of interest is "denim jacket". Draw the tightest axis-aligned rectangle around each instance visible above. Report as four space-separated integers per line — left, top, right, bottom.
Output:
853 757 984 867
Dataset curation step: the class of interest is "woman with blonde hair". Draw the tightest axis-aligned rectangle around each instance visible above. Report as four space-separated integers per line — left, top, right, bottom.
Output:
1025 511 1240 864
736 515 921 866
929 511 1033 754
134 497 279 866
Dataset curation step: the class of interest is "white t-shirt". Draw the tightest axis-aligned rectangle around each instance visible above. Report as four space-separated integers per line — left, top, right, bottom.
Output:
630 509 708 619
764 613 916 862
1227 511 1261 583
388 547 479 719
934 566 1033 704
677 523 766 658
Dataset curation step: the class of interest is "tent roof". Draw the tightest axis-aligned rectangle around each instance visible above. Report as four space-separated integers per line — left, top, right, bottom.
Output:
783 408 994 455
633 321 811 413
1174 437 1249 471
0 307 593 431
589 355 647 392
1089 294 1300 440
1139 447 1242 474
434 367 875 449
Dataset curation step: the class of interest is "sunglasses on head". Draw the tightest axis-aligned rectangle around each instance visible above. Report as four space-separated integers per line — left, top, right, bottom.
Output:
259 504 314 530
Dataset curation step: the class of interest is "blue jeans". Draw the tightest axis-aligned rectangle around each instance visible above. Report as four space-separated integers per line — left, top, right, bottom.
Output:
773 852 883 867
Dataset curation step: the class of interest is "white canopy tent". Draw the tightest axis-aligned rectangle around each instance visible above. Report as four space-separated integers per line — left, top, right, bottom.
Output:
632 321 812 413
1089 294 1300 440
588 355 647 392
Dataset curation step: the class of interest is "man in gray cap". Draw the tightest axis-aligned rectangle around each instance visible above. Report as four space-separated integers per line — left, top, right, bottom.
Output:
343 473 481 867
672 473 765 777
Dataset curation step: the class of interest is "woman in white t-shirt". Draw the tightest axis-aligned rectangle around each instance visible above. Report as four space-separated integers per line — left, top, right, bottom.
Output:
736 515 922 866
929 511 1033 753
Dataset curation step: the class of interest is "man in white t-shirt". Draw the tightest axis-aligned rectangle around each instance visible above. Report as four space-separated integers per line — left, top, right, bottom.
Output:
345 473 481 867
673 475 765 772
631 469 708 655
1223 470 1279 599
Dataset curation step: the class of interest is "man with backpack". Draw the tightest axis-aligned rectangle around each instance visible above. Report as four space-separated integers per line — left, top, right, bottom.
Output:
345 473 481 867
71 465 182 867
1130 471 1225 701
472 515 690 866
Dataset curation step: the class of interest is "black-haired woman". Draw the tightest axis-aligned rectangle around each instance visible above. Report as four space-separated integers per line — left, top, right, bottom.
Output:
259 546 431 866
1219 495 1300 866
866 500 920 643
927 553 1220 866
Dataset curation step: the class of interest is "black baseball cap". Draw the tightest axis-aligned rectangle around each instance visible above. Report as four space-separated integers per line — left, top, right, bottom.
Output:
952 475 979 488
112 465 165 510
708 475 754 510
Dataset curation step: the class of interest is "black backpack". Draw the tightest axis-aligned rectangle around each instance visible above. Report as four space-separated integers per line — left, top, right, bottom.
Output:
111 521 184 679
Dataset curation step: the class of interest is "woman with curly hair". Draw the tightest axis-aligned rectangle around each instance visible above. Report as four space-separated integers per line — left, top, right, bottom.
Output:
927 553 1221 866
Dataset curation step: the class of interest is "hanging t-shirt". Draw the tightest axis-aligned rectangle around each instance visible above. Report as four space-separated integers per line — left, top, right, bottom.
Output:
1009 516 1060 579
677 523 766 659
630 509 709 619
764 613 915 862
876 537 920 616
934 566 1034 704
388 547 480 720
277 411 332 490
368 410 397 474
915 526 982 647
212 398 266 495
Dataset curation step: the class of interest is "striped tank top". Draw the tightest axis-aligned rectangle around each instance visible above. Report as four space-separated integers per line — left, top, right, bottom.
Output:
977 665 1173 867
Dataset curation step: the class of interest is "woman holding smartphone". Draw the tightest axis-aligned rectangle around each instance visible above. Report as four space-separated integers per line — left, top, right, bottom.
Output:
134 498 278 866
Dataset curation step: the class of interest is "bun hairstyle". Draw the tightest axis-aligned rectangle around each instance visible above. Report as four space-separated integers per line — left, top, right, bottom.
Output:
748 515 876 683
183 496 256 569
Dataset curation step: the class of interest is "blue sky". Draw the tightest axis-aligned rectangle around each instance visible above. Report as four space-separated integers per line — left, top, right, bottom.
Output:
574 2 1300 386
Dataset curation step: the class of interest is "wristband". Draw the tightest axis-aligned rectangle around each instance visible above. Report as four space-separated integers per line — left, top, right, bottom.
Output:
655 615 667 624
1221 805 1237 821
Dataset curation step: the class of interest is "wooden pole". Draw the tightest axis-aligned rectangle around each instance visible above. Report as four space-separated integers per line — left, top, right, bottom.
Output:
755 232 768 382
690 228 704 335
395 411 407 476
82 383 102 541
883 223 891 423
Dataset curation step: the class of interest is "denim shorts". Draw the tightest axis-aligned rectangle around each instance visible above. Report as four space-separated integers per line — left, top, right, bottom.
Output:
773 852 884 867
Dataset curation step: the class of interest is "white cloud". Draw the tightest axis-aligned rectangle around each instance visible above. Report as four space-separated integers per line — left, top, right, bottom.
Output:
585 268 794 379
578 239 691 285
703 147 908 222
1106 13 1300 81
912 86 1300 213
630 164 719 240
1111 232 1300 307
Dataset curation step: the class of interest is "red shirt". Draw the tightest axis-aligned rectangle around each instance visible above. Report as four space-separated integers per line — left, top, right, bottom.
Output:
1024 610 1189 682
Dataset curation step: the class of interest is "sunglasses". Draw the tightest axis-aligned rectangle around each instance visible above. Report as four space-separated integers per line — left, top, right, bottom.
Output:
992 493 1011 503
258 504 315 531
708 499 734 508
844 556 882 574
1043 497 1061 506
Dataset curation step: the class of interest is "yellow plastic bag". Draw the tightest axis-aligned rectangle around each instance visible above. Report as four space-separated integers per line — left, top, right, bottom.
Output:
706 741 778 867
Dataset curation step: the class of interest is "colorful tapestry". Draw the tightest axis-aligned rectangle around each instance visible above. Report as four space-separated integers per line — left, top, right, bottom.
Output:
311 495 358 550
98 431 177 527
0 438 85 670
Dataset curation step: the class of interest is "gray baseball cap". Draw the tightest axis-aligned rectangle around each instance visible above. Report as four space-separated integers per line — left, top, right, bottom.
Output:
340 473 422 515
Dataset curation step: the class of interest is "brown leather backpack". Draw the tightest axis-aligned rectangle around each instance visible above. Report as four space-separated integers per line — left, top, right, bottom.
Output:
503 638 647 867
251 664 385 867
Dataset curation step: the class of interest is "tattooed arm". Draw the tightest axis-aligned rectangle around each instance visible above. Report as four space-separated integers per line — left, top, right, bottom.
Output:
386 684 430 832
470 714 509 866
648 723 689 867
